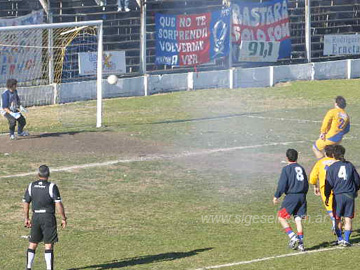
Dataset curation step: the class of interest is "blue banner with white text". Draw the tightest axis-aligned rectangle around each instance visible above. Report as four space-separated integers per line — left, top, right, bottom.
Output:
232 0 291 62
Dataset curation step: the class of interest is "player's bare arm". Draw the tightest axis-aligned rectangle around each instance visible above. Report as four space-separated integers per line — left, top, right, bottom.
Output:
56 202 67 229
23 202 31 228
313 185 321 196
324 176 333 207
3 107 11 114
273 197 279 205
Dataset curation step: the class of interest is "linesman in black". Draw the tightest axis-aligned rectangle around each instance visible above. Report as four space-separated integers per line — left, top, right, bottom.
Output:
325 145 360 246
22 165 67 270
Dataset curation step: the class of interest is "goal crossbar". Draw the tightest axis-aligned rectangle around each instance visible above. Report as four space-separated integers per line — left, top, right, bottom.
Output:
0 20 104 128
0 20 103 32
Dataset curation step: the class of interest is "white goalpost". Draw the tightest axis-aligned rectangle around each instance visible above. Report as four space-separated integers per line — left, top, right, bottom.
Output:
0 20 104 128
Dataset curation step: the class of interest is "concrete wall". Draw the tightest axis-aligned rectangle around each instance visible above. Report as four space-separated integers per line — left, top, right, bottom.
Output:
273 64 313 84
58 80 96 103
15 59 360 106
313 60 348 80
18 85 55 107
234 67 271 88
104 77 144 98
351 59 360 79
193 70 230 90
148 73 188 95
58 78 145 103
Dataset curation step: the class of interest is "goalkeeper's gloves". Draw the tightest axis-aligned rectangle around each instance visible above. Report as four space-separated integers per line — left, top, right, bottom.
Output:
20 105 28 113
10 112 21 119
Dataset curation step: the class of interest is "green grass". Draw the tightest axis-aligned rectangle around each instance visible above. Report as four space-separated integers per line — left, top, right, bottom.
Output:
1 79 360 269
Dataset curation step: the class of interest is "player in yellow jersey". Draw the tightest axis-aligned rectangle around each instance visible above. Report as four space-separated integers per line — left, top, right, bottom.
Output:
313 96 350 159
309 145 339 233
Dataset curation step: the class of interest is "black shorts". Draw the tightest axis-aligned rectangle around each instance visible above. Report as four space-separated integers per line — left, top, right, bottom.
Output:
333 193 355 219
278 194 307 219
30 213 58 244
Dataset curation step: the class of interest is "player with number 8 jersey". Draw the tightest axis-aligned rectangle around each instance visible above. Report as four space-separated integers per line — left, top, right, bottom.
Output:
273 149 309 251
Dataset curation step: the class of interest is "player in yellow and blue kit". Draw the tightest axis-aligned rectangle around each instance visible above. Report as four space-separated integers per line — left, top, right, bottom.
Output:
309 145 338 233
313 96 350 159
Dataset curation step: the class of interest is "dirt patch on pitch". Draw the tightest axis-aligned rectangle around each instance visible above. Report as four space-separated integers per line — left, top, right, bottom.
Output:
0 131 287 173
0 131 176 158
0 130 289 183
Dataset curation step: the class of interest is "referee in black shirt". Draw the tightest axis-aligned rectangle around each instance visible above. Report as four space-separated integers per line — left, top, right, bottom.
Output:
22 165 67 270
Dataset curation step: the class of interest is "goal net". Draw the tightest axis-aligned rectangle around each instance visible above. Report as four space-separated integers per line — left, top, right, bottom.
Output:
0 20 103 132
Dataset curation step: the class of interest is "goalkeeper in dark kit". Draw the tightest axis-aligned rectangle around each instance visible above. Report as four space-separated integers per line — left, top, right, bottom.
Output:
1 78 29 140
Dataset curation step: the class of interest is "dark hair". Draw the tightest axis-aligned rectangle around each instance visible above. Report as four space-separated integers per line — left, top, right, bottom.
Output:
6 78 17 89
38 165 50 178
335 96 346 109
333 145 346 162
324 145 335 158
286 149 298 162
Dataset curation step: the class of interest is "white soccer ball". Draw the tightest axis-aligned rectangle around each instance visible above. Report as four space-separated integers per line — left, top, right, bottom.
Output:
107 75 118 85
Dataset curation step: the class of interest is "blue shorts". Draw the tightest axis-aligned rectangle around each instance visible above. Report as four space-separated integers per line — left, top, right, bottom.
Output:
333 193 356 219
278 194 307 219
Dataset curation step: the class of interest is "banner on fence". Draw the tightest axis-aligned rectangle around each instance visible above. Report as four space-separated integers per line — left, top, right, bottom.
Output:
155 8 231 66
0 10 44 84
324 34 360 56
238 41 281 62
232 0 291 62
78 51 126 75
0 10 43 27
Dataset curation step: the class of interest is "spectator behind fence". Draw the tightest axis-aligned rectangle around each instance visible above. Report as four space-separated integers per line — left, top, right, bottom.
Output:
94 0 106 7
117 0 130 12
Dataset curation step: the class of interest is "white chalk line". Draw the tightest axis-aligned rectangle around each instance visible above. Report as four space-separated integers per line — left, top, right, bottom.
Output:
246 115 323 123
244 115 360 126
0 140 308 179
193 245 358 270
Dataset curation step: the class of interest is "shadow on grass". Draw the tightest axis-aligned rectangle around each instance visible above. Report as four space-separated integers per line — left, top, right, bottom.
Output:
30 131 82 138
150 112 262 125
351 229 360 236
24 129 111 139
68 247 213 270
307 234 360 251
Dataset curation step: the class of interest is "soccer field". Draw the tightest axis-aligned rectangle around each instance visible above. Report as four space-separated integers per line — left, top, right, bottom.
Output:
1 79 360 269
